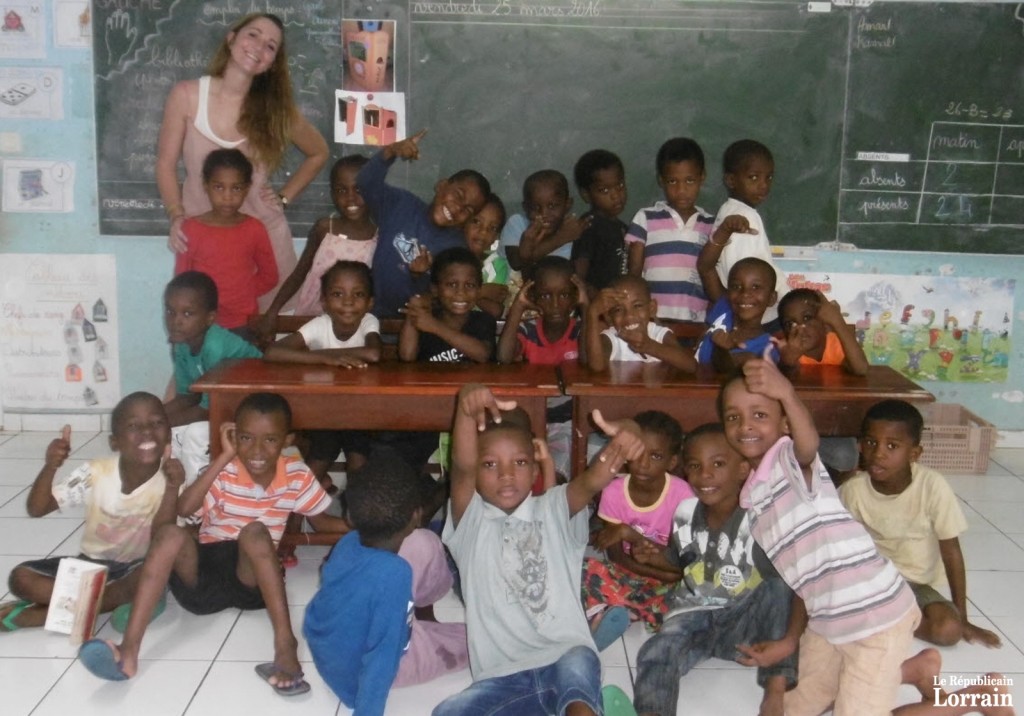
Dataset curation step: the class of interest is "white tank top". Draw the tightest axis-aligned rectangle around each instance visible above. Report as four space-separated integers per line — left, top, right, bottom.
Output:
194 76 246 149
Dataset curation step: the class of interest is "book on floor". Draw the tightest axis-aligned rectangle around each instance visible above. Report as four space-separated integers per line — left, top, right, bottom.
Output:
43 558 108 645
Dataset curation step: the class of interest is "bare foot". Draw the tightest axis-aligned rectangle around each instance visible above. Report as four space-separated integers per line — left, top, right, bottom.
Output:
115 641 140 678
902 647 941 701
269 638 303 690
0 601 48 631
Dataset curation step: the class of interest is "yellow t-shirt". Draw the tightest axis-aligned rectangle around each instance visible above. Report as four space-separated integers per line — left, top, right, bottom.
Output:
839 462 967 589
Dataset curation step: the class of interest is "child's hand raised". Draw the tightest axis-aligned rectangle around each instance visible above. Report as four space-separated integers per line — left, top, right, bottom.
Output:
570 274 590 310
814 293 845 329
161 445 186 489
521 215 551 249
409 245 432 276
457 383 517 431
711 328 745 352
510 280 538 312
384 128 427 162
743 342 793 401
44 425 72 470
401 294 438 332
590 287 627 321
592 410 644 468
218 421 238 459
553 213 592 247
711 214 758 248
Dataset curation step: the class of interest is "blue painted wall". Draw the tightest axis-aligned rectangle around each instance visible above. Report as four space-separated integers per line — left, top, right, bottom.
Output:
1 2 1021 427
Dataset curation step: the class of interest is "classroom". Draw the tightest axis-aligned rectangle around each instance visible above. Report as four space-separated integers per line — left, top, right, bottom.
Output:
1 1 1023 714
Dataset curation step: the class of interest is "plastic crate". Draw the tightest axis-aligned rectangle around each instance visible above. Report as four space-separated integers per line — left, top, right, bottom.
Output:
918 404 997 475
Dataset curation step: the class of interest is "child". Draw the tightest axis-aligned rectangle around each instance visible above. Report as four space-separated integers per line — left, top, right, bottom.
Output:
79 393 349 694
582 411 694 633
585 274 697 373
840 399 1001 648
571 149 629 294
164 271 262 486
432 384 644 715
264 259 381 486
174 148 278 335
712 139 787 319
777 288 869 376
399 246 496 365
463 193 511 318
0 394 182 632
500 169 590 272
630 423 796 716
695 255 779 371
258 155 376 342
625 137 720 323
304 449 468 715
720 349 920 716
359 129 491 318
496 256 586 478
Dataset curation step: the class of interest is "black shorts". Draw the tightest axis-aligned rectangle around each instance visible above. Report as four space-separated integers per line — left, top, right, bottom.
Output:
304 429 372 462
19 554 142 583
169 540 265 615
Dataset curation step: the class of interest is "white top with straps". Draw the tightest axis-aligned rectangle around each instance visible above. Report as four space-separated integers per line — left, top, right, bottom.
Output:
194 76 246 149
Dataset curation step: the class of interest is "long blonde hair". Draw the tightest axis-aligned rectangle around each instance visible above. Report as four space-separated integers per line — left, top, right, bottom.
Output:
206 13 295 170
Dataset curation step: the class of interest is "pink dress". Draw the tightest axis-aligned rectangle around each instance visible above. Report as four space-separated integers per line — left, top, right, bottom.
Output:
292 217 378 315
180 76 297 311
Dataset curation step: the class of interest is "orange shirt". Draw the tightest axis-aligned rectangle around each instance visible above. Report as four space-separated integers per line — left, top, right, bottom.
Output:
799 331 846 367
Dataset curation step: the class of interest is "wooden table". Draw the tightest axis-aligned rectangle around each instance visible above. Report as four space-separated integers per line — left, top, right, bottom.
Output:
192 360 561 457
560 362 935 475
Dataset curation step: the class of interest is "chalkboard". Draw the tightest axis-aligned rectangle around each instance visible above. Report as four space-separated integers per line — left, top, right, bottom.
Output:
93 1 1024 254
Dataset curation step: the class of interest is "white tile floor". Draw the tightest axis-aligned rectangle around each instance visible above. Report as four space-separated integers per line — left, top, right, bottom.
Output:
1 430 1022 715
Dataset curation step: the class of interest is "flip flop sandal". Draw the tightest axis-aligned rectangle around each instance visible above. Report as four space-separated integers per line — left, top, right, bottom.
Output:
255 662 311 696
591 606 630 651
79 639 130 681
602 685 639 716
110 592 167 634
0 600 32 632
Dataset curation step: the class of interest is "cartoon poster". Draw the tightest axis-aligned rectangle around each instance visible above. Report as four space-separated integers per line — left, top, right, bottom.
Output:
787 272 1014 383
0 255 121 411
341 20 396 93
0 3 46 59
334 89 406 146
1 159 74 212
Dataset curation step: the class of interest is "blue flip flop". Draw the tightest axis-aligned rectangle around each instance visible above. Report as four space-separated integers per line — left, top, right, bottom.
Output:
79 639 129 681
592 606 630 651
602 685 638 716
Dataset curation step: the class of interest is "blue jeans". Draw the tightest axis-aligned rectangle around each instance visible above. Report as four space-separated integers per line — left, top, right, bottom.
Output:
432 645 602 716
633 578 797 716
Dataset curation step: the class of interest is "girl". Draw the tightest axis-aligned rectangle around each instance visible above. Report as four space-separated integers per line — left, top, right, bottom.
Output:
463 193 510 318
582 411 694 633
158 13 329 309
258 155 377 342
173 149 278 336
264 260 381 489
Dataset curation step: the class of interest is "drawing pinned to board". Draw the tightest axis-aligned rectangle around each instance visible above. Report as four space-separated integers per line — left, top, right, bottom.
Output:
787 272 1014 383
334 90 406 146
54 1 91 49
342 20 395 92
2 160 74 212
0 4 44 58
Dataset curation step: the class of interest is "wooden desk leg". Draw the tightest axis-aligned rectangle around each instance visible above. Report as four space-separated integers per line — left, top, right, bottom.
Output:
571 397 590 478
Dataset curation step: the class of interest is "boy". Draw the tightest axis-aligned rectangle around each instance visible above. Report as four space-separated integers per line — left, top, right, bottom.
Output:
712 139 787 321
79 393 348 695
840 399 1001 648
571 149 629 294
695 255 779 371
630 423 795 716
501 169 590 272
432 384 644 715
304 449 468 715
585 274 697 372
720 347 919 716
777 288 868 376
1 394 182 632
164 271 262 486
359 128 491 318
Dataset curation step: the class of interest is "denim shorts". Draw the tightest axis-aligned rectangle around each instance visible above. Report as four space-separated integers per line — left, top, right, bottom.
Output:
431 645 602 716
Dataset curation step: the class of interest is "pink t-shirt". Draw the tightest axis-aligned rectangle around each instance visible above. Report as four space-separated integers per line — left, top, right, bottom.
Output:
598 474 695 550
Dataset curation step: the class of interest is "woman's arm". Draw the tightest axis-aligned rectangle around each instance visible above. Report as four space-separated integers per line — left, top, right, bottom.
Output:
275 112 328 204
156 81 194 252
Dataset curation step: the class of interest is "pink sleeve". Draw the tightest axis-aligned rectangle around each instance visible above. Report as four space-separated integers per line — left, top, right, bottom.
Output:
249 218 279 296
596 477 629 523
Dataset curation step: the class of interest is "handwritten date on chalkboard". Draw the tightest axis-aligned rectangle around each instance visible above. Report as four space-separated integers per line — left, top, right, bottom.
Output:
944 102 1014 122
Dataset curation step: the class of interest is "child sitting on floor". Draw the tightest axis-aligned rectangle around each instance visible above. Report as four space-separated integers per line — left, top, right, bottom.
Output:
695 255 780 371
631 423 796 716
359 129 490 318
1 394 182 633
582 410 694 639
585 275 697 373
304 448 468 715
840 399 1001 649
432 384 643 715
79 392 349 696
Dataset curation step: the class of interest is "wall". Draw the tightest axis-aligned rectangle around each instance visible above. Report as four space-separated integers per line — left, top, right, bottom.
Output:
0 1 1021 430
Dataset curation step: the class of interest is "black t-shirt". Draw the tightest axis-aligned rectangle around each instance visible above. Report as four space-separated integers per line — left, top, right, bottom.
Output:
570 213 628 290
416 310 496 362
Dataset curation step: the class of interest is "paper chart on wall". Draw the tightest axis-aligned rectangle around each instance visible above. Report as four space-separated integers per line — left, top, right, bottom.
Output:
0 67 63 120
0 255 121 412
54 0 91 49
334 90 407 146
0 3 46 59
1 159 74 212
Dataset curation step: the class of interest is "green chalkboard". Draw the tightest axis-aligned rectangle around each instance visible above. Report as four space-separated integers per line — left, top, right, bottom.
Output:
92 1 1024 254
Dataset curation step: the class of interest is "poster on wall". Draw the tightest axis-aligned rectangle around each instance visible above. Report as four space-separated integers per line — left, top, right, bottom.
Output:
0 3 46 58
1 159 74 212
334 89 406 146
788 272 1014 383
0 255 121 412
0 67 64 120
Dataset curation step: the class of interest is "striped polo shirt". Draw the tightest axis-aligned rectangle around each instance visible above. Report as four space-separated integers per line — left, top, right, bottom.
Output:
199 455 331 545
625 201 713 322
740 436 915 644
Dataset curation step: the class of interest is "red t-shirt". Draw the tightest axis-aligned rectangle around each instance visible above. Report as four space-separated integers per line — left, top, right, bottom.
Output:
175 215 278 329
517 317 581 365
